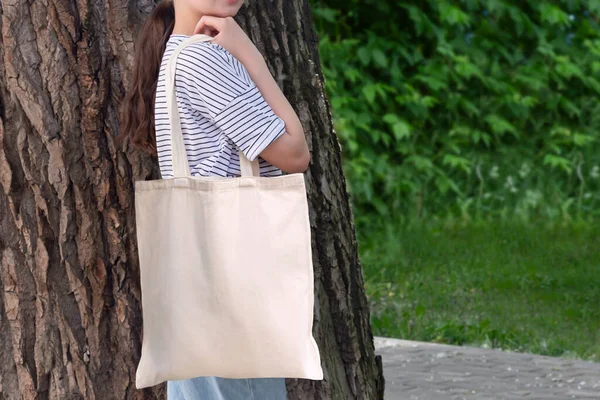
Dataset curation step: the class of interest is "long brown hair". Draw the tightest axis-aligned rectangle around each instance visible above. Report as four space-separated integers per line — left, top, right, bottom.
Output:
117 0 175 156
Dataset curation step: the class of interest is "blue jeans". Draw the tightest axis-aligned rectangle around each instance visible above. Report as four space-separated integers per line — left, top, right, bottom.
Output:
167 377 287 400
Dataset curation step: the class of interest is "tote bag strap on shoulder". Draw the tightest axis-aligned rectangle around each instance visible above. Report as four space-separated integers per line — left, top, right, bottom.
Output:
165 34 260 178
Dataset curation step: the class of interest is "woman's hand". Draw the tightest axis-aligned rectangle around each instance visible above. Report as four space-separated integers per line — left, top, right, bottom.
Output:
194 16 264 67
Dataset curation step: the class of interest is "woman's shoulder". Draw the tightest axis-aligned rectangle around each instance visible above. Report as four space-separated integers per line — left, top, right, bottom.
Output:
166 35 255 117
179 40 229 63
172 37 249 83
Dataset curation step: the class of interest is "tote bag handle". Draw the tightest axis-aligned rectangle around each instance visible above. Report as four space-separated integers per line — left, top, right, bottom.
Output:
165 34 260 178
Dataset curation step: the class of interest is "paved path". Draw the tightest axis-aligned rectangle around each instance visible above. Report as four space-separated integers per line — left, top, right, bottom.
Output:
373 337 600 399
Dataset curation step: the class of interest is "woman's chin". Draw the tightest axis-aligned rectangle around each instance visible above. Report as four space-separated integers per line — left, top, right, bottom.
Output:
211 7 242 17
194 0 244 18
214 0 243 16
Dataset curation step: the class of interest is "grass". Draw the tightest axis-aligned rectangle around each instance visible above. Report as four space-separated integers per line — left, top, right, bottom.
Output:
358 218 600 361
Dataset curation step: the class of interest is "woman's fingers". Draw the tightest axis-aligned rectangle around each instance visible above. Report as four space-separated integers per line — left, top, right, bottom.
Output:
191 16 247 57
193 15 224 36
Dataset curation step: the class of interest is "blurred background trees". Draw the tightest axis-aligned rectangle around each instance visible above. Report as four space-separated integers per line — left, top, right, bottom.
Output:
309 0 600 362
310 0 600 222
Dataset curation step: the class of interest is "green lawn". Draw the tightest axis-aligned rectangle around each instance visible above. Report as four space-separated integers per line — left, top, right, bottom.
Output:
358 219 600 361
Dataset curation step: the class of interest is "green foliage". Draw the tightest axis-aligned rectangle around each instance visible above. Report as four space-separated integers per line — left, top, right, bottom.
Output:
310 0 600 221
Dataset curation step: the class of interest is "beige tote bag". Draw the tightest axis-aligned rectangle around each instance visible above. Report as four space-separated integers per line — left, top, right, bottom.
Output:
134 34 323 389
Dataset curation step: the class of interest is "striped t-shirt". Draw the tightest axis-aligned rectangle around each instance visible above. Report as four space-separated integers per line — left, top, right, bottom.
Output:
154 34 286 178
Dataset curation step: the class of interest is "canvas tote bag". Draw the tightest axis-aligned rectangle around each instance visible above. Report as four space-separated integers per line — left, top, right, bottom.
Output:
134 34 323 389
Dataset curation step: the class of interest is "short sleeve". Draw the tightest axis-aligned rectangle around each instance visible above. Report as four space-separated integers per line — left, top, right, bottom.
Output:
177 42 286 162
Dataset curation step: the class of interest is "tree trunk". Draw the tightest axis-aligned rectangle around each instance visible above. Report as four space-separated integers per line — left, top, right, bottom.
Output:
0 1 385 399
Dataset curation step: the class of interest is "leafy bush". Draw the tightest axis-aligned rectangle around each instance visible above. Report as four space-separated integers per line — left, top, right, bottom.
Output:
310 0 600 222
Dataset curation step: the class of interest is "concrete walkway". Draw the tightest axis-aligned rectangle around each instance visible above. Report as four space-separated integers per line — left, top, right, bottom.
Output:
373 337 600 399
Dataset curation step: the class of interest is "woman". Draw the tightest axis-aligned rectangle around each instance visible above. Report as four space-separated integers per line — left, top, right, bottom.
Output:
119 0 310 398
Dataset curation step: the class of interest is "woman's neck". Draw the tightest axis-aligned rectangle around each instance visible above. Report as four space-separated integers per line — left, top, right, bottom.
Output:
171 2 202 36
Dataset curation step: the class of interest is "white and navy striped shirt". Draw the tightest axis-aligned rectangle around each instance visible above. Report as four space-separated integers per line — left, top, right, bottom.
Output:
154 34 286 178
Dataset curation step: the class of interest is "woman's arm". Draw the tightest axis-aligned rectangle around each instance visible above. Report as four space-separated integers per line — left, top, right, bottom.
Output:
195 16 310 173
241 51 310 173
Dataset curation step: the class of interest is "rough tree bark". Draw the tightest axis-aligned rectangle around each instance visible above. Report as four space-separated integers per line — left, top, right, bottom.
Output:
0 0 385 399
